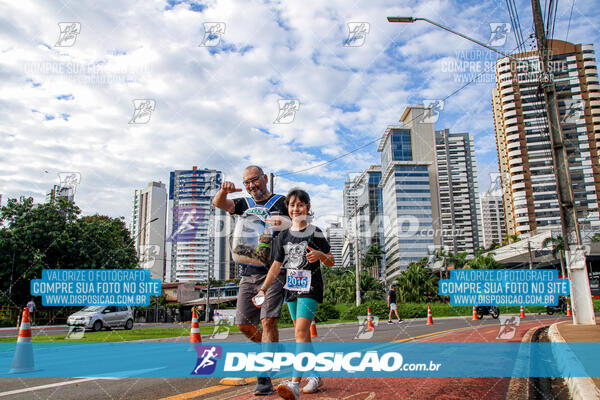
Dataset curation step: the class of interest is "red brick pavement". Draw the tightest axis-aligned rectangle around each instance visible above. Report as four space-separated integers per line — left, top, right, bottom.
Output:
222 317 570 400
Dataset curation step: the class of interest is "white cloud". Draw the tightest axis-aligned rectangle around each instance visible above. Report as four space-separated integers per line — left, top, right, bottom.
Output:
1 0 599 234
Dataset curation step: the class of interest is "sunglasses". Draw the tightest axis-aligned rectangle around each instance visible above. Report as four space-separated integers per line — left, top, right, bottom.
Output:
243 176 262 186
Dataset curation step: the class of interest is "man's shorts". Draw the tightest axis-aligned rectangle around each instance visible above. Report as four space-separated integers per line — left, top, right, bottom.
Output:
235 272 285 325
390 303 397 311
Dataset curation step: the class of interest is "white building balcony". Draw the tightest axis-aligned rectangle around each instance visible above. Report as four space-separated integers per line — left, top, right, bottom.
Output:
506 133 520 142
508 149 521 157
516 225 530 232
506 125 519 134
507 141 521 150
509 157 523 165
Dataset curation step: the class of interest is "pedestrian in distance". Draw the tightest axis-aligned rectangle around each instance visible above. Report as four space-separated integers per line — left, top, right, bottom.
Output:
212 165 290 395
388 284 402 324
26 298 35 325
255 188 335 400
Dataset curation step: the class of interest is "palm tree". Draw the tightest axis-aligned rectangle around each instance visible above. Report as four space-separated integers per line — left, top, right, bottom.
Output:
487 242 501 251
361 245 384 279
466 252 502 269
360 272 384 302
542 235 566 278
502 234 520 245
447 251 468 270
395 259 439 303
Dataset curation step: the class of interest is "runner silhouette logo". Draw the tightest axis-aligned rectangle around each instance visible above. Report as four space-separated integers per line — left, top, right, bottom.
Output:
191 345 222 375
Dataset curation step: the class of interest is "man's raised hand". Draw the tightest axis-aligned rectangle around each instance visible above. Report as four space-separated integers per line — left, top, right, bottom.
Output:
221 181 242 194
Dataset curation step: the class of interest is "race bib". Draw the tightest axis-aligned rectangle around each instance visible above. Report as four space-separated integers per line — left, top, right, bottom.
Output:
284 269 311 293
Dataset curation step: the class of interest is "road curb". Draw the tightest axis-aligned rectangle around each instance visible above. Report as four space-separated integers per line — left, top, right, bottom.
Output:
505 324 539 400
548 322 600 400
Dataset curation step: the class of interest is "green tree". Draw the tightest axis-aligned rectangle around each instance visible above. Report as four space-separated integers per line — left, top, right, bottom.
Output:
466 252 503 269
322 267 384 304
359 272 384 302
323 267 354 304
361 245 384 278
591 233 600 243
502 234 520 245
0 197 138 307
394 259 439 303
542 235 566 278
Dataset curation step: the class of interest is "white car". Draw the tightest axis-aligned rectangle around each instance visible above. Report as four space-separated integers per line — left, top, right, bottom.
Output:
66 306 134 331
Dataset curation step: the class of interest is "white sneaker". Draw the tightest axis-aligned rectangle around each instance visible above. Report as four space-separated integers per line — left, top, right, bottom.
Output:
277 380 300 400
302 376 323 393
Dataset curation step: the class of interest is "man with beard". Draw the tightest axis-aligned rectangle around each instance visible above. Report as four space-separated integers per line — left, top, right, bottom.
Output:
212 165 289 395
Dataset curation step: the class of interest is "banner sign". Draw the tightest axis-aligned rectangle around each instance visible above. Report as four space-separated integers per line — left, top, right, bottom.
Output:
438 269 570 306
30 269 161 306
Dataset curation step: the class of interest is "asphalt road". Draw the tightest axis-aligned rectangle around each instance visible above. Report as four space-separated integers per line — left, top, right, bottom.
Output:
0 313 569 400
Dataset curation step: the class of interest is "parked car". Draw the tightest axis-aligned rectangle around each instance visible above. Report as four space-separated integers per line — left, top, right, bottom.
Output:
66 306 134 331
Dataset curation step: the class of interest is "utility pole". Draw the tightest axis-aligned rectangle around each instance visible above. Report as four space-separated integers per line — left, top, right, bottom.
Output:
527 239 533 270
351 181 362 306
269 173 274 194
531 0 595 324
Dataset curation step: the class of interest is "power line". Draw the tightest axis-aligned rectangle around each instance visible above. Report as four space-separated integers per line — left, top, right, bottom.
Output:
565 0 575 42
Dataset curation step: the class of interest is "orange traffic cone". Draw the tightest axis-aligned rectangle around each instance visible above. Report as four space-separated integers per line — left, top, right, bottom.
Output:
190 308 202 344
519 305 526 318
472 306 478 321
10 308 35 373
426 305 434 325
366 307 375 331
566 299 572 317
310 318 318 338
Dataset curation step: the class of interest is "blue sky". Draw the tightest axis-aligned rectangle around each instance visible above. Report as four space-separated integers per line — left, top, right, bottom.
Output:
1 0 599 229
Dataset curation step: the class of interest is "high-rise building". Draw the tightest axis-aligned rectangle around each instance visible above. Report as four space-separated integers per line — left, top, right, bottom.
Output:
343 177 358 223
326 222 344 269
131 181 168 281
165 167 226 283
342 176 360 272
46 185 74 204
355 165 385 279
492 40 600 236
341 238 355 271
480 191 506 248
378 105 442 281
435 129 482 254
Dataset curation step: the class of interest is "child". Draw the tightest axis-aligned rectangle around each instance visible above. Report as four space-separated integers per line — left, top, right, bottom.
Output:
254 188 334 399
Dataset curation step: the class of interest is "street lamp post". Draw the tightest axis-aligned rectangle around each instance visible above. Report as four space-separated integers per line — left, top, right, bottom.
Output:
387 17 522 63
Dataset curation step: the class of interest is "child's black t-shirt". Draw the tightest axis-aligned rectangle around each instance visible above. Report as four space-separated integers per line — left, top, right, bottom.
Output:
273 225 330 303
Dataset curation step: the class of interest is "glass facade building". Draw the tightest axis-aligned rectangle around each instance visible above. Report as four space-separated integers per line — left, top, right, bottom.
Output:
378 111 439 281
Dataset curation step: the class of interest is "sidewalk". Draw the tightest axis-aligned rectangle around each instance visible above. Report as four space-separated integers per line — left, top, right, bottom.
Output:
548 320 600 400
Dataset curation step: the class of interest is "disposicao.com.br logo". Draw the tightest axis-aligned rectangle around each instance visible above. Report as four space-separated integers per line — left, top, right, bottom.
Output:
222 351 441 374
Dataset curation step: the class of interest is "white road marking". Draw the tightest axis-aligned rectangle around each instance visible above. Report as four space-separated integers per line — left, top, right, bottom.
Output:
0 377 117 397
